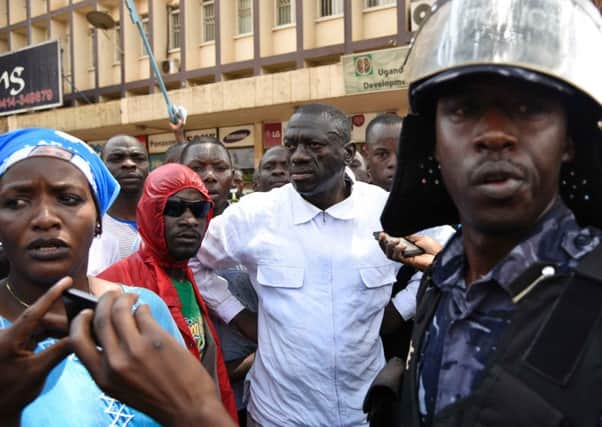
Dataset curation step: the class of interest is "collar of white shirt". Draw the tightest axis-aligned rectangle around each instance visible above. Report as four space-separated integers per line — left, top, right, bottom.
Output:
290 176 357 225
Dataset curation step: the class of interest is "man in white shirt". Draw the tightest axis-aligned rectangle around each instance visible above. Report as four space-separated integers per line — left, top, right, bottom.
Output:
100 135 148 257
88 135 148 275
191 104 406 426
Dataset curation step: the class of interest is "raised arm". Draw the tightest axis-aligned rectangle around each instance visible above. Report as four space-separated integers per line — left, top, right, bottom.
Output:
169 118 187 145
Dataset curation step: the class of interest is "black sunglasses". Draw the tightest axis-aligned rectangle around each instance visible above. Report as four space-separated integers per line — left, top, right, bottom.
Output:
163 198 212 219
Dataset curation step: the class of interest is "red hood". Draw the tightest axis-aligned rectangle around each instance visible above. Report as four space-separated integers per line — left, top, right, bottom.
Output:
136 163 213 269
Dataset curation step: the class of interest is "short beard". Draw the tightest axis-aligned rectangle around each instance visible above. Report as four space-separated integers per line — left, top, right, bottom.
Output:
169 247 199 261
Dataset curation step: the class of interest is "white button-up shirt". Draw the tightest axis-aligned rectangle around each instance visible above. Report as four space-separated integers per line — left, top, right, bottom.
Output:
191 182 400 426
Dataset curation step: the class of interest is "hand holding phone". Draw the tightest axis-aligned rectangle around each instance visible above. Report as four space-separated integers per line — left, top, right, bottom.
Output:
374 231 444 271
62 289 99 345
373 231 425 257
62 288 98 322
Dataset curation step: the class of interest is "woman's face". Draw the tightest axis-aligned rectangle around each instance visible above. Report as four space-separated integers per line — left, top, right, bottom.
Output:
0 157 97 286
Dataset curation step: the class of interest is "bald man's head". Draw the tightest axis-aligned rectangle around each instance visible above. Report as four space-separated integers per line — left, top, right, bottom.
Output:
102 135 149 195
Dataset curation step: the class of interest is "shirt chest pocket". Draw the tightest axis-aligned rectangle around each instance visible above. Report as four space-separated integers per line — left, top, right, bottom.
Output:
359 265 397 288
257 264 304 288
352 264 396 314
256 264 307 328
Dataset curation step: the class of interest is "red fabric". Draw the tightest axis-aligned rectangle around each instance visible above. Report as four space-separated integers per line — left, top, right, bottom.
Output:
98 164 237 421
135 163 214 269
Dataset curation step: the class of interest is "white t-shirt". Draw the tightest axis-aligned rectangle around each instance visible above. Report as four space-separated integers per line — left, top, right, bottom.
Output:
101 214 140 259
87 214 140 275
87 234 120 276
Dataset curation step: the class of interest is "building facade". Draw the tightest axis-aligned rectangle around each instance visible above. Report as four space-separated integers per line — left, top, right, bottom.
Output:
0 0 427 169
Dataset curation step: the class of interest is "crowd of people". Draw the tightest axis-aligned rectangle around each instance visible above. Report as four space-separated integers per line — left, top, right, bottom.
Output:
0 0 601 426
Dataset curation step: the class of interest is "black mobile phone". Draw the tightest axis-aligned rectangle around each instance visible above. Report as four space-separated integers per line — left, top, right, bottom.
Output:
398 237 425 257
373 231 426 257
62 288 100 345
62 288 98 323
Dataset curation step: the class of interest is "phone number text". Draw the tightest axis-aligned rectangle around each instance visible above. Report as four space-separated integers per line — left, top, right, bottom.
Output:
0 89 55 110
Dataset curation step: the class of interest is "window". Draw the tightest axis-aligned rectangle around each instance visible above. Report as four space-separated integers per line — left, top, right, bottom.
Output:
364 0 395 8
276 0 294 26
140 15 149 56
113 23 121 63
168 7 180 50
319 0 343 17
238 0 252 35
201 0 215 42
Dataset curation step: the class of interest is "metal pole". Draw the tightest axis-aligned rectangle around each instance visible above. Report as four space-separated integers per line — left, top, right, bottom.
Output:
124 0 178 123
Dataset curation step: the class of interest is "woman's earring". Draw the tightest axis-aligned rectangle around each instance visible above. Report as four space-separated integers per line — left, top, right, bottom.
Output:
94 223 102 237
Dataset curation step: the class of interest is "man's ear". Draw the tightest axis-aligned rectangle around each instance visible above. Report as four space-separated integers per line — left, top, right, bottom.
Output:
343 142 356 166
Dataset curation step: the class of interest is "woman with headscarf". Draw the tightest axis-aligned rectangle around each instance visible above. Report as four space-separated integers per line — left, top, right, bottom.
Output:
98 163 238 422
0 128 184 426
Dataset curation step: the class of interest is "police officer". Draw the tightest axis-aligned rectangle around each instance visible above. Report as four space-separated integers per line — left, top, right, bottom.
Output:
367 0 602 426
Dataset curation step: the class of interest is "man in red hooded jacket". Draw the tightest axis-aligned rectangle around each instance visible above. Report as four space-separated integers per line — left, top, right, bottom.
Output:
98 163 237 421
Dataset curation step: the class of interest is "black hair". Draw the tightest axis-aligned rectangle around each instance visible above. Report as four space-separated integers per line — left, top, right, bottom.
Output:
365 113 403 144
291 103 351 144
257 145 289 170
164 143 186 164
180 135 233 167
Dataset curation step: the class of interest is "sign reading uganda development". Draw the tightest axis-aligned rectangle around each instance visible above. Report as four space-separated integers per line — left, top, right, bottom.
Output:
343 46 410 95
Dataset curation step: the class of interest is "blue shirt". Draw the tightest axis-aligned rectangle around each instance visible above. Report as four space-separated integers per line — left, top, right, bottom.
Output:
1 286 184 427
417 199 601 420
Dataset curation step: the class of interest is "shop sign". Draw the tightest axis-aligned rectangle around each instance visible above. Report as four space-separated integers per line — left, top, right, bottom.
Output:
219 124 254 148
342 46 410 95
0 40 62 116
350 113 379 143
187 128 217 139
148 132 177 154
263 122 282 148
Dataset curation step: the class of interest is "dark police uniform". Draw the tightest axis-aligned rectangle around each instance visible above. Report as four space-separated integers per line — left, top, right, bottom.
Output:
400 200 602 427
